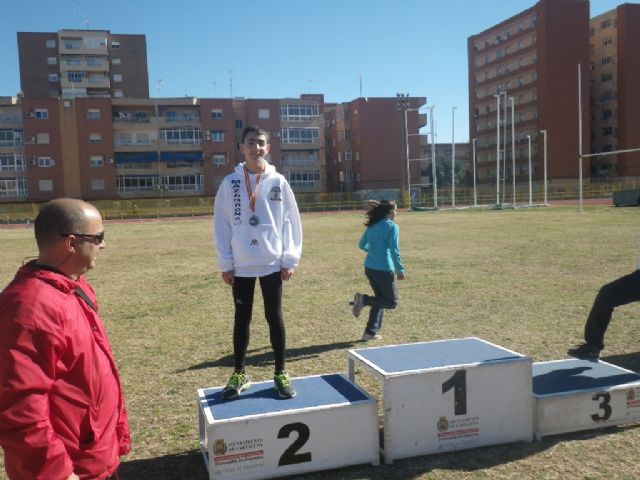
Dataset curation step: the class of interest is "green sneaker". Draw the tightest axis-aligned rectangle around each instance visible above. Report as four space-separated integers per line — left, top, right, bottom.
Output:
222 371 251 400
274 372 296 399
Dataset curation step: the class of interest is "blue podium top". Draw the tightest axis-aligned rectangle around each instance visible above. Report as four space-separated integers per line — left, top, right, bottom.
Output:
200 373 371 420
533 359 640 396
350 337 525 374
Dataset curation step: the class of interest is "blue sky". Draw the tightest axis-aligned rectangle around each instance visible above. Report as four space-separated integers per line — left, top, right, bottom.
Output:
0 0 626 142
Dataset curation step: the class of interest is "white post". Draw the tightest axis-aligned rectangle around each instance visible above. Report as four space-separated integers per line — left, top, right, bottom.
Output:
510 97 516 207
527 134 532 205
472 138 477 207
451 106 457 208
494 94 501 205
502 91 507 204
430 106 437 208
540 129 548 204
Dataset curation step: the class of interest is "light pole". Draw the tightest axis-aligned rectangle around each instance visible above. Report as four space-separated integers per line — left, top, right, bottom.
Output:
430 106 437 208
527 134 532 205
509 97 516 207
494 94 500 205
451 106 457 208
540 129 548 204
472 137 477 207
396 93 411 208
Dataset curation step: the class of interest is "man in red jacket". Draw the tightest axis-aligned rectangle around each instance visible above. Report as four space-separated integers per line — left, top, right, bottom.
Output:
0 198 131 480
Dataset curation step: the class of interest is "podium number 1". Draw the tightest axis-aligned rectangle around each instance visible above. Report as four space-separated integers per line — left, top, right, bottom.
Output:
442 369 467 415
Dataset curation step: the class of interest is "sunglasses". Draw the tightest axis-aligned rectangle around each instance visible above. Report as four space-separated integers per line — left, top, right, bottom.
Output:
61 231 105 244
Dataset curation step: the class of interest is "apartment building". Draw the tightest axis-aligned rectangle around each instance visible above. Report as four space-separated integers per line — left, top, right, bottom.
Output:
1 29 422 202
589 3 640 178
18 30 149 99
468 0 590 190
325 97 427 192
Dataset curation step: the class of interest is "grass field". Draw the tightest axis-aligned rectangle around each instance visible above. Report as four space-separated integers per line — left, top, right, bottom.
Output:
1 205 640 479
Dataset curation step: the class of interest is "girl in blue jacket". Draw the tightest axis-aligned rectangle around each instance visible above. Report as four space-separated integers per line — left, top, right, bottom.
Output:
351 200 406 340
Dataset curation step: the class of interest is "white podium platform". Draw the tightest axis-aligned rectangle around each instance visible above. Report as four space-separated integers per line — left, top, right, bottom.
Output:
197 373 379 480
347 337 533 463
533 358 640 439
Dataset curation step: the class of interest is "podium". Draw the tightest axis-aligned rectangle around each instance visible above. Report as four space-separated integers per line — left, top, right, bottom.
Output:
198 373 379 480
347 337 533 463
533 358 640 439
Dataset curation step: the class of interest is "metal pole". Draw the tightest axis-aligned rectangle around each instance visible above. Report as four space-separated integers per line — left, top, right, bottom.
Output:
472 138 477 206
527 134 532 205
578 64 583 214
540 129 548 204
430 106 437 208
451 106 456 208
510 97 516 207
502 91 507 204
404 108 411 209
494 94 500 205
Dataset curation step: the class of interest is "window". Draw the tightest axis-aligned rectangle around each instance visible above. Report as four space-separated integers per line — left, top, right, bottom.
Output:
601 72 613 82
210 130 225 142
46 39 56 48
602 110 613 120
89 133 102 144
212 154 226 167
235 120 243 129
280 104 320 121
602 36 614 47
602 127 613 136
111 41 121 49
87 109 101 120
90 155 104 167
113 90 124 98
602 56 614 65
601 19 613 29
284 171 320 188
91 179 105 190
160 127 201 145
210 109 223 119
68 71 84 83
113 74 123 83
258 109 270 119
0 154 25 171
281 127 320 144
0 177 27 196
39 179 53 191
47 57 57 65
86 56 103 66
65 58 81 66
38 156 55 167
34 109 48 120
48 74 59 82
112 58 121 65
36 133 50 144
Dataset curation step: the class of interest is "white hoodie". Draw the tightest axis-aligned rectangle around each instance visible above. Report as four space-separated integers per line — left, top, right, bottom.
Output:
213 162 302 274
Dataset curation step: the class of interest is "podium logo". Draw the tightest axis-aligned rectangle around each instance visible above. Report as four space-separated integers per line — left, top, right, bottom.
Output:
437 416 450 432
214 439 228 456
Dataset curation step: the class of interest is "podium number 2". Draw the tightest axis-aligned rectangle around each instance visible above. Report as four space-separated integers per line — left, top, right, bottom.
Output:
591 392 612 422
442 369 467 415
278 422 312 466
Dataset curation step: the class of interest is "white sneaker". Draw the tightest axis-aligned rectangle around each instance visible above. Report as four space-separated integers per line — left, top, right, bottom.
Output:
351 293 364 318
362 332 382 341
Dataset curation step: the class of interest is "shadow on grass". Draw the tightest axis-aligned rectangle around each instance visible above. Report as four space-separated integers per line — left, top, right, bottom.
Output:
601 351 640 372
119 450 207 480
181 341 361 372
117 425 640 479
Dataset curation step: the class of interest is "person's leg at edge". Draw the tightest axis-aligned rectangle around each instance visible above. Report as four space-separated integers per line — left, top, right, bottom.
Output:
584 270 640 350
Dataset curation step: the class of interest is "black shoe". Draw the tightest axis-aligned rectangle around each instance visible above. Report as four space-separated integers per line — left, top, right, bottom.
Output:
567 343 601 360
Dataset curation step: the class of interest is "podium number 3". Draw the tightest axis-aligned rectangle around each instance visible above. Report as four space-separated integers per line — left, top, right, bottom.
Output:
278 422 312 466
442 369 467 415
591 392 612 422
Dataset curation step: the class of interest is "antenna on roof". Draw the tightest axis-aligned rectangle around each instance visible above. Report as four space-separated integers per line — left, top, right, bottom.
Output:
82 15 90 29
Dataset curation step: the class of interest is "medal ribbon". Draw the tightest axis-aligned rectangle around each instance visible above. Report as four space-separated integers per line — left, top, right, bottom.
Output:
243 166 261 212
